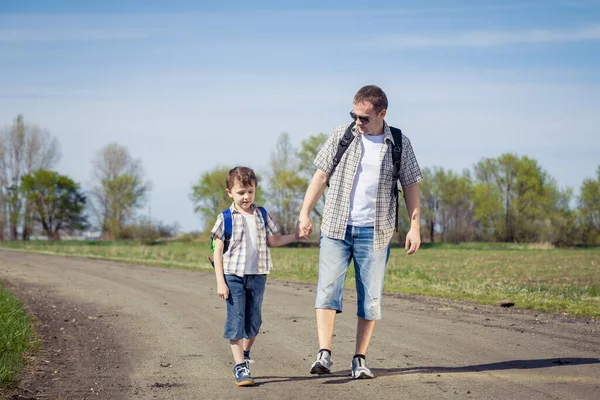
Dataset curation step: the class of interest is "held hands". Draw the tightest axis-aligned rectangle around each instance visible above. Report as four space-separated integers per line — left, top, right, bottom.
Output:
296 215 313 240
405 228 421 255
217 281 229 300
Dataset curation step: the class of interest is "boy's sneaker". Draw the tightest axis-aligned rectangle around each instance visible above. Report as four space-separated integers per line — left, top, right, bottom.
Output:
351 357 375 379
309 350 333 375
244 354 255 368
233 363 255 386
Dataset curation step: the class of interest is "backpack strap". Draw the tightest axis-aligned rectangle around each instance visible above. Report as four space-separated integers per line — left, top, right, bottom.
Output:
327 122 356 186
257 206 268 230
222 208 233 252
389 126 403 232
209 208 233 268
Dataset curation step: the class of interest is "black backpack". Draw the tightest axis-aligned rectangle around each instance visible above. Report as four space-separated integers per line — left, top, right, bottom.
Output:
327 121 403 231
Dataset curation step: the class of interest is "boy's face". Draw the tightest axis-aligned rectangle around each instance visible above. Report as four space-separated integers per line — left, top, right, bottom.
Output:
227 180 256 213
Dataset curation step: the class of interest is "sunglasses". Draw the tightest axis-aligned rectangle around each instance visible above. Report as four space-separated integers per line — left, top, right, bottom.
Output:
349 111 371 124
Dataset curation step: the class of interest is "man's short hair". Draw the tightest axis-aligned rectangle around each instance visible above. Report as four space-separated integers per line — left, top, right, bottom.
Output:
226 166 257 190
353 85 388 112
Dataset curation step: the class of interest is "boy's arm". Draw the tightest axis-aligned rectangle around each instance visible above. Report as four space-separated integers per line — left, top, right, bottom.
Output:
267 233 297 248
213 238 229 299
403 183 421 255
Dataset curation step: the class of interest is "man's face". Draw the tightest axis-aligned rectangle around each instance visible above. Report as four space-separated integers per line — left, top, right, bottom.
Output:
352 101 386 135
226 181 256 213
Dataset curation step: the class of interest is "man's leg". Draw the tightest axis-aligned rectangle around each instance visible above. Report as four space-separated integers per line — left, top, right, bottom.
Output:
316 308 337 350
351 226 390 379
311 229 352 374
355 317 375 355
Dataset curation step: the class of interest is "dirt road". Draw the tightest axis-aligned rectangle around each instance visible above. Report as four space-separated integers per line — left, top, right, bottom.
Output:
1 250 599 400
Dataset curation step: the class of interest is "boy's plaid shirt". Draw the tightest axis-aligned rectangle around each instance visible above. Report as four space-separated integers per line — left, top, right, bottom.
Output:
314 122 424 251
210 203 279 276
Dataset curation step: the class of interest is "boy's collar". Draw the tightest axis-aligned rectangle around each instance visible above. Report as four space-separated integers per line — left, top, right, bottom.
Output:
229 202 257 214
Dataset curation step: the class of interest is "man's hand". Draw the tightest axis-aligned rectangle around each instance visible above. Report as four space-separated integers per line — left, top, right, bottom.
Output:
405 228 421 255
297 214 312 240
217 281 229 299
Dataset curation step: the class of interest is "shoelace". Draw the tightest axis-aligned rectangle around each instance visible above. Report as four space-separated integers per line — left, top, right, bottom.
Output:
235 366 251 377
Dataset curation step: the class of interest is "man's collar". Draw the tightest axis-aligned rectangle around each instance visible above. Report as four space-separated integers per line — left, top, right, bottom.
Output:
351 121 395 143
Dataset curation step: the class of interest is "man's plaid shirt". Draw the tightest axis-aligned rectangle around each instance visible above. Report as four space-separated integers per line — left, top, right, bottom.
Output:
210 203 279 277
314 122 423 251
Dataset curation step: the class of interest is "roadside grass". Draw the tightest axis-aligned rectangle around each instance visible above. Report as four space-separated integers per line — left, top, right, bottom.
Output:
0 284 36 389
0 240 598 318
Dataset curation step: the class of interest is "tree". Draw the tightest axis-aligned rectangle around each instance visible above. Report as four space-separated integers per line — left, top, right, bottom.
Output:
89 143 151 240
579 166 600 245
437 169 474 242
298 133 328 220
21 169 87 240
268 133 307 235
473 153 561 243
472 182 503 241
190 166 266 232
0 115 61 240
419 167 440 242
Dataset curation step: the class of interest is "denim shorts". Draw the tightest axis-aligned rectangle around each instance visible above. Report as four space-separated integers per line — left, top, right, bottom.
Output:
223 274 267 340
315 225 390 320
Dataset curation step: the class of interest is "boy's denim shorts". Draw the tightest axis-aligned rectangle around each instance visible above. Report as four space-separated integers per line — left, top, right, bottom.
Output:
223 274 267 340
315 225 390 320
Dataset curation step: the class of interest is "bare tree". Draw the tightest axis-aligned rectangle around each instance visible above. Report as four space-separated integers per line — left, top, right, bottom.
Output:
89 143 152 240
0 115 61 240
268 133 307 235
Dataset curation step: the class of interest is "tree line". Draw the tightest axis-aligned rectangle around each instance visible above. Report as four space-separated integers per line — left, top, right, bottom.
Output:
0 115 172 242
191 132 600 247
2 115 598 246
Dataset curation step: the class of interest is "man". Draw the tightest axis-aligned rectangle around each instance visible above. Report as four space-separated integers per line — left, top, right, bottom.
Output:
297 85 423 379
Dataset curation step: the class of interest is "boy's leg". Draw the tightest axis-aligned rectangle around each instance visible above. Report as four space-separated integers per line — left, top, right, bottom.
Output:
311 227 352 374
224 275 255 386
243 337 256 353
243 274 267 361
223 275 247 365
230 339 245 364
351 226 390 379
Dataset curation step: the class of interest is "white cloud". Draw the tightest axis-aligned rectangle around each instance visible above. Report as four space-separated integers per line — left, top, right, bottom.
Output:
376 25 600 48
0 28 148 42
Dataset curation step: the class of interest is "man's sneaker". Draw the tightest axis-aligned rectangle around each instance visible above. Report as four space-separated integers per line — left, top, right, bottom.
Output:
351 356 375 379
309 350 333 375
233 364 255 386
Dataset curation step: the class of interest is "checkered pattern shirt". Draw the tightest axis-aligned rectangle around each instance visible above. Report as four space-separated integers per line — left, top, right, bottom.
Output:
210 203 279 276
314 121 423 251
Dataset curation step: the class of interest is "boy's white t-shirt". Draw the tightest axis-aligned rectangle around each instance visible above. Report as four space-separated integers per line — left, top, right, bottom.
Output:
348 133 384 227
243 214 259 274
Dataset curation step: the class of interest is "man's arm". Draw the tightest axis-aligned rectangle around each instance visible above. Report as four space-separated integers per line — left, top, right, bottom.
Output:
402 183 421 255
297 168 328 239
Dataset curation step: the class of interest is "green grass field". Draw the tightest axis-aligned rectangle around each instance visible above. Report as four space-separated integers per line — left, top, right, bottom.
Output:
0 284 36 389
0 240 598 318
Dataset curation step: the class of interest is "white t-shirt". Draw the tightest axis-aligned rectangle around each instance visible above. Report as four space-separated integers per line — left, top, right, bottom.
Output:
348 133 384 227
243 214 259 274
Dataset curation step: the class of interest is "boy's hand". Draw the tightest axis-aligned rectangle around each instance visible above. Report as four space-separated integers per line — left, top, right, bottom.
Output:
217 282 229 299
297 216 312 240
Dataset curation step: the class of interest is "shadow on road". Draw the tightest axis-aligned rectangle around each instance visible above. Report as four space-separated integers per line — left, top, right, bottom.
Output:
255 357 600 386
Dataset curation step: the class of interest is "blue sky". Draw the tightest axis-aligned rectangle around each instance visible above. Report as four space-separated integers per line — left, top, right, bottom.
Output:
1 0 599 231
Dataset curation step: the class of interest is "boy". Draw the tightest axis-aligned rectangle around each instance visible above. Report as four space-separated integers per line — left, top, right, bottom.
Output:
211 166 298 387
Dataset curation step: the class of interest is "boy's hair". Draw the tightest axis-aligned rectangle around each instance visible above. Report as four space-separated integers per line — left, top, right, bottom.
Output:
226 166 257 190
353 85 388 112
